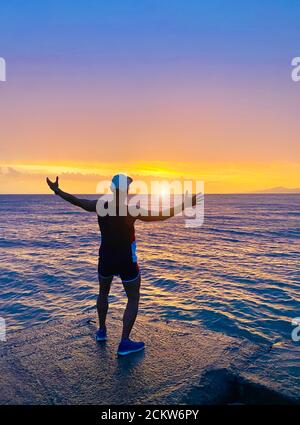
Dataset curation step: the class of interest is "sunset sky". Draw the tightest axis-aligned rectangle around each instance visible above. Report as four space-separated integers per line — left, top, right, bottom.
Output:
0 0 299 193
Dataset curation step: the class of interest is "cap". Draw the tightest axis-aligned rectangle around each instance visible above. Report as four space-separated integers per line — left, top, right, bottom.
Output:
110 174 133 192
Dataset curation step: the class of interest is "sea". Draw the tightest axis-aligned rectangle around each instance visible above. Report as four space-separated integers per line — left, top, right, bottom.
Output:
1 194 299 396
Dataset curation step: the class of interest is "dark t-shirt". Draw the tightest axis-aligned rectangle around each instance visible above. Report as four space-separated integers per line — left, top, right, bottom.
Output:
97 202 137 266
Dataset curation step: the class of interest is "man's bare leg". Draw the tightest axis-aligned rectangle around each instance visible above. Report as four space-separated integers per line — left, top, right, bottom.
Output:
121 275 141 340
97 276 113 331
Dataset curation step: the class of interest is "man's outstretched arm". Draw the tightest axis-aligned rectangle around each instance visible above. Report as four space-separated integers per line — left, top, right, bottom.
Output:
46 177 97 212
137 194 198 222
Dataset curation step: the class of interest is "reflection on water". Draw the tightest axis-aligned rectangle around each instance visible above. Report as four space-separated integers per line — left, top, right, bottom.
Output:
1 194 300 386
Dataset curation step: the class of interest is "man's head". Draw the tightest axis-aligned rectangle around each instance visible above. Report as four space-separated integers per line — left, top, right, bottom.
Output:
110 174 133 194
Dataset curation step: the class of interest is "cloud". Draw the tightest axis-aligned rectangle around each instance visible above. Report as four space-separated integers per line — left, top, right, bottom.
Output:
0 166 23 176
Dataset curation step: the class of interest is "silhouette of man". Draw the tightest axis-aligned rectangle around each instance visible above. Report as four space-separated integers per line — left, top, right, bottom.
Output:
47 174 196 355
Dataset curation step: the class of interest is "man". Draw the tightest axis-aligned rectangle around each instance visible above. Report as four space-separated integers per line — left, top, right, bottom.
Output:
46 174 196 356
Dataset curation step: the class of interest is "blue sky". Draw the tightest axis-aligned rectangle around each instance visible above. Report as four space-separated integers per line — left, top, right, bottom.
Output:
1 0 299 74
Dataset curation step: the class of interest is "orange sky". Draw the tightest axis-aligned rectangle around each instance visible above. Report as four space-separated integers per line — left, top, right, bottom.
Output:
1 160 299 194
1 79 299 193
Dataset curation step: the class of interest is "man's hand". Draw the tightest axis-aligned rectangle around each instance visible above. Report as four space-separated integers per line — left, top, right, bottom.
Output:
184 190 197 207
46 176 59 193
45 177 97 212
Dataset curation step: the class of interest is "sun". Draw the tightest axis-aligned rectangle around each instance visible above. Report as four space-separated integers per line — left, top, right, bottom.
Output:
159 188 170 198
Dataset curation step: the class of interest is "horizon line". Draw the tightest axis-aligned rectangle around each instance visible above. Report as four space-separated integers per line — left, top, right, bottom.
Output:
1 192 300 196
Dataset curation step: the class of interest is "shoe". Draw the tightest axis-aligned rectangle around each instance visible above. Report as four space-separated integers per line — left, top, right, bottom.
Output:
117 339 145 356
96 328 107 342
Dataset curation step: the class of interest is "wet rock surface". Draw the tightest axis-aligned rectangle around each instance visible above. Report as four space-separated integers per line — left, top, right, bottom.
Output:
0 315 297 404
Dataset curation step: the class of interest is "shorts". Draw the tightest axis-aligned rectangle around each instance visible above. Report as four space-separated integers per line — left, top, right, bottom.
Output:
98 258 140 283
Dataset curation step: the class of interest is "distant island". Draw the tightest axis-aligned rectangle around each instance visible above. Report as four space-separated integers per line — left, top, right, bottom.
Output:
253 187 300 194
